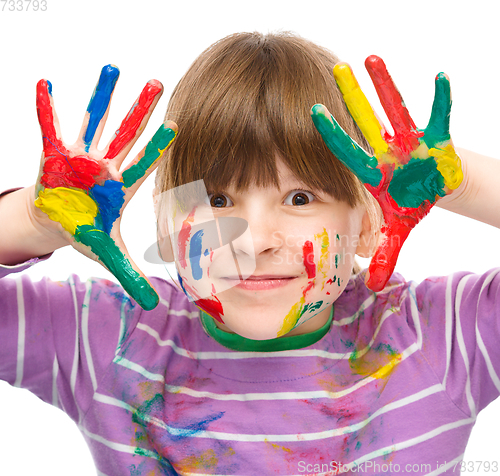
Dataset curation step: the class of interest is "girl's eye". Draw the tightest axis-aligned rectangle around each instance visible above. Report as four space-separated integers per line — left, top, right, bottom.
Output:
208 193 233 208
284 190 315 206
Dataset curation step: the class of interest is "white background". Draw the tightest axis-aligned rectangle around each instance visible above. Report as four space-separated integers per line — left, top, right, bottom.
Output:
0 0 499 473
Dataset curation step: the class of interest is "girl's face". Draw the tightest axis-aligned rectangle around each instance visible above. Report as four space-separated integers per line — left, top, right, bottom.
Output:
163 159 372 340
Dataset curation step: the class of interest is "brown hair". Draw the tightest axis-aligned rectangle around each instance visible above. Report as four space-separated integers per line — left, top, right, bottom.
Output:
156 31 381 269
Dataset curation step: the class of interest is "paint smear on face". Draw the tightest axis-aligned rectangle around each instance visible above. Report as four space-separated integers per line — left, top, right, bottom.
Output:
190 229 204 280
195 296 225 323
302 241 316 278
277 280 315 337
177 208 196 269
315 229 329 289
179 274 225 323
277 237 329 336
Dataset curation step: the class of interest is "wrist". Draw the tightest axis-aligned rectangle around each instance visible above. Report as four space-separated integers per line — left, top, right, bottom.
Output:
435 146 470 211
0 186 68 265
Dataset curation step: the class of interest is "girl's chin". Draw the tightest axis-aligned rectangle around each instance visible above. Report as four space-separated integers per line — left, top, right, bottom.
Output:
224 326 284 341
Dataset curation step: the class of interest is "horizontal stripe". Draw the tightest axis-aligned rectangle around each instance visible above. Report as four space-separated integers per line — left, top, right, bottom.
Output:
14 278 25 387
347 417 474 470
113 355 165 382
81 425 160 459
136 303 402 361
94 382 442 443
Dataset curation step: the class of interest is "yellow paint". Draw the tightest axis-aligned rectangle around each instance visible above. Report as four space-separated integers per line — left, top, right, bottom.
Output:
371 354 402 379
277 297 305 337
315 229 330 291
178 449 218 472
267 440 292 453
35 187 98 234
315 228 329 274
333 63 388 156
428 144 463 190
349 350 402 379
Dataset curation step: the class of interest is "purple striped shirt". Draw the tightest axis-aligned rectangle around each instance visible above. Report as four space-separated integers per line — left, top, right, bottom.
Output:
1 259 499 475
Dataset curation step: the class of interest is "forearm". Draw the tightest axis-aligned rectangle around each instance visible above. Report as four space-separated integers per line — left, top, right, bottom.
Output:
436 147 500 229
0 186 67 265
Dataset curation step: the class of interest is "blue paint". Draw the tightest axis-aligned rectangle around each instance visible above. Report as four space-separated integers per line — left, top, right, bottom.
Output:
189 229 204 280
84 65 120 152
177 273 189 298
90 180 125 234
47 80 52 96
166 411 225 441
204 249 209 256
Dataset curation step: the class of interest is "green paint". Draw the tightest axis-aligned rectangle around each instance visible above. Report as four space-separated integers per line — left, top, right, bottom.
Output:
122 124 176 188
306 301 323 314
424 73 451 147
75 224 159 310
388 157 445 208
311 104 382 187
374 342 398 356
340 338 355 348
355 441 362 451
335 254 339 269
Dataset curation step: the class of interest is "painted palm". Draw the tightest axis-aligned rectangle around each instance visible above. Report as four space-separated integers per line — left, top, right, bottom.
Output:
311 56 463 291
34 65 177 310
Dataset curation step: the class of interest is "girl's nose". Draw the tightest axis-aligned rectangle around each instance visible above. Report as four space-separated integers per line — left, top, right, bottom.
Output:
230 211 283 258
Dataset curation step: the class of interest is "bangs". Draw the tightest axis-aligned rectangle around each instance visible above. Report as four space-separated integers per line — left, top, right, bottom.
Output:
158 32 371 208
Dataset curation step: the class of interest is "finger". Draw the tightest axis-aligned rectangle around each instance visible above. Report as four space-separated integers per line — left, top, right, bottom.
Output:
74 224 159 310
121 121 178 190
424 73 452 146
79 65 120 152
333 63 389 156
103 79 164 164
311 104 382 187
364 55 419 151
365 222 411 292
36 79 64 153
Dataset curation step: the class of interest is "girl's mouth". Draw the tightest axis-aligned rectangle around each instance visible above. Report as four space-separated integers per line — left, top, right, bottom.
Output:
222 275 297 291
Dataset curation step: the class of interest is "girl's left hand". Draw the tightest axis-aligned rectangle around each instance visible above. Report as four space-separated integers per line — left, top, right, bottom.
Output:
311 55 463 292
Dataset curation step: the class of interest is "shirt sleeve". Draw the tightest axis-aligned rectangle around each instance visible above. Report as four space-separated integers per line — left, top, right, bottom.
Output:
412 269 500 417
0 261 143 423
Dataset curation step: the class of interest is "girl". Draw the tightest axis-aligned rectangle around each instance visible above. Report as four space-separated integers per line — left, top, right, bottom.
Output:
1 32 499 475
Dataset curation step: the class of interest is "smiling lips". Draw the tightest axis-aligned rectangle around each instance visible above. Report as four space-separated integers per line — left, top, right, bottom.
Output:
222 275 298 291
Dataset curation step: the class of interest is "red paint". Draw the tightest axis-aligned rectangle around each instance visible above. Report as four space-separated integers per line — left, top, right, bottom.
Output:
195 296 225 323
36 80 103 190
41 155 102 190
180 270 225 323
37 80 60 147
365 164 433 291
104 80 163 160
365 56 422 156
177 208 196 269
302 241 316 279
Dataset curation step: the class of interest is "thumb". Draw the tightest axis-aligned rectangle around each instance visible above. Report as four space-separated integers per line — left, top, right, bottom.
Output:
365 224 411 292
75 225 158 310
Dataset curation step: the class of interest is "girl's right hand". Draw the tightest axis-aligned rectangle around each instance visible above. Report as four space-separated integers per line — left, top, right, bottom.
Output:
32 65 177 310
311 56 463 292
